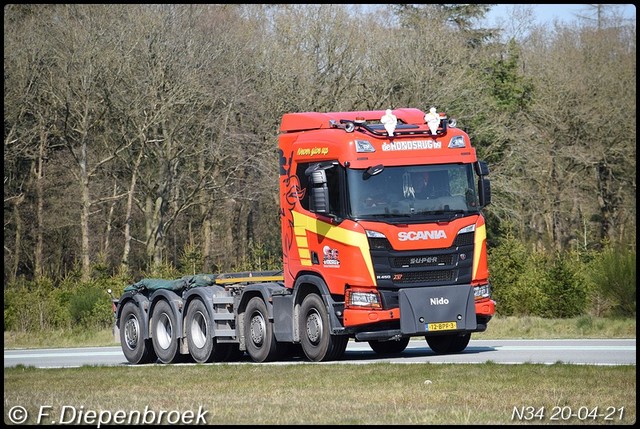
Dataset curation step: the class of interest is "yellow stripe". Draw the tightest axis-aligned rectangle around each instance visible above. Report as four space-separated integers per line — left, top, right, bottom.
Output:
473 224 485 280
294 226 307 236
300 259 312 266
296 236 308 248
298 248 310 259
215 275 284 284
292 211 375 284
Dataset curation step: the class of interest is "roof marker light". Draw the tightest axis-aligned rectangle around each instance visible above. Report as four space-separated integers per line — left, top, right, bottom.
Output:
355 140 375 153
449 136 466 149
329 119 355 133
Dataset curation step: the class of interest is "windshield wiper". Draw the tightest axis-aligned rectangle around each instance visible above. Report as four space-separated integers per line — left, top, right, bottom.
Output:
416 209 468 218
368 213 412 218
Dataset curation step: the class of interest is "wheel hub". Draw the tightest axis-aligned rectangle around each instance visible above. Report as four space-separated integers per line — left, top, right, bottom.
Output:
190 311 207 349
124 317 139 350
305 311 322 344
156 314 173 350
250 314 265 346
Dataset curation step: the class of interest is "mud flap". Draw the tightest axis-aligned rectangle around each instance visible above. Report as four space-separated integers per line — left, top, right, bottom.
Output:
399 286 476 335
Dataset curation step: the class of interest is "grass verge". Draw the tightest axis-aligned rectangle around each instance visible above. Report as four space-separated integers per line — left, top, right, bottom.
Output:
4 363 635 425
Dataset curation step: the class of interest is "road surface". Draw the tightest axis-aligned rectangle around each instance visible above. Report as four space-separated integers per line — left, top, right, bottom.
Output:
4 339 635 368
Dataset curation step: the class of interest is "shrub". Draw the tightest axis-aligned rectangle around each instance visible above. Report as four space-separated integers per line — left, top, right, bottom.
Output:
540 252 587 318
586 244 636 317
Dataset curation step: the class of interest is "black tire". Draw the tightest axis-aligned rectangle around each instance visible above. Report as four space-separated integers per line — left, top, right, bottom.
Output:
368 337 410 355
328 335 349 361
299 293 346 362
185 299 215 363
244 296 278 362
151 300 181 363
426 333 471 354
119 301 156 364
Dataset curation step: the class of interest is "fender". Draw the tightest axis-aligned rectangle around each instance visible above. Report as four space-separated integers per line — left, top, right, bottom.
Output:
182 285 227 337
238 282 287 320
115 291 152 340
149 289 184 340
293 273 344 333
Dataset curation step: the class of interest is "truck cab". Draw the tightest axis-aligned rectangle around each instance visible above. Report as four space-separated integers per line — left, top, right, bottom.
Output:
277 108 495 357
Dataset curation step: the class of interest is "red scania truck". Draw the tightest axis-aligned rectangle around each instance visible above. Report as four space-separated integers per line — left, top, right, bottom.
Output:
113 107 496 364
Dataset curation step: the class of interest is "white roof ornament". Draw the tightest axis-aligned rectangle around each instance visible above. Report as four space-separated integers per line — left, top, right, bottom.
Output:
380 109 397 137
425 107 440 135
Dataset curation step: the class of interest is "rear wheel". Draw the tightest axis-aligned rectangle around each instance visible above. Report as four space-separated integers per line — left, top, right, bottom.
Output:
151 300 180 363
426 333 471 354
368 337 410 355
244 296 278 362
186 299 217 363
120 302 156 364
299 293 347 362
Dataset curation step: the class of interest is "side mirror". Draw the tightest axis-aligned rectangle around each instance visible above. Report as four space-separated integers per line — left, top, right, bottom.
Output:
308 169 330 213
475 160 490 176
478 177 491 207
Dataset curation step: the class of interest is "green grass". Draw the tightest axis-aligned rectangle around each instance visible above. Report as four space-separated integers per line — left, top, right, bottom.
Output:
480 315 636 339
3 315 635 350
4 363 635 425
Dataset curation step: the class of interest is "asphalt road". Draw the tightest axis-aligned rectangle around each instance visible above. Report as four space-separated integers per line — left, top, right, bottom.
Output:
4 339 635 368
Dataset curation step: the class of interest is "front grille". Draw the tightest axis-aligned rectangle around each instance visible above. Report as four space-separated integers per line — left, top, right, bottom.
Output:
371 231 474 289
391 254 454 268
454 232 474 246
393 270 455 283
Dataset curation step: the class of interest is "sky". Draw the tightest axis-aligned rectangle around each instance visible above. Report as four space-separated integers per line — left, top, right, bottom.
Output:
484 4 636 26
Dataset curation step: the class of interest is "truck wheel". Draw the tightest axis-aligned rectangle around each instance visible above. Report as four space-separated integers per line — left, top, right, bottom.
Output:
244 296 278 362
185 298 216 363
368 337 410 355
299 293 345 362
120 302 156 364
151 300 180 363
426 333 471 354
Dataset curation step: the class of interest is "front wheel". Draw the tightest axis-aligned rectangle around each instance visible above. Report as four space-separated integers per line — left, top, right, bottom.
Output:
299 293 347 362
368 337 410 355
426 333 471 354
119 302 156 364
151 300 180 363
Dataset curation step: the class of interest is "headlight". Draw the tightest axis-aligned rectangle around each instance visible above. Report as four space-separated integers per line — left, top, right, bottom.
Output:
346 289 381 309
365 230 386 238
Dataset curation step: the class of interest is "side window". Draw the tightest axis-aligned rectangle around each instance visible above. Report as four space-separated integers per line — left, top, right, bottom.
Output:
325 165 341 214
296 161 342 216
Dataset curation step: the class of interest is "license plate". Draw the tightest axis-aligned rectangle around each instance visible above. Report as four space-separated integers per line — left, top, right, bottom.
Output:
426 321 457 332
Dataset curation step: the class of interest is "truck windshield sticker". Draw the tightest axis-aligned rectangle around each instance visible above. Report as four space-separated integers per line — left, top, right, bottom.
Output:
382 140 441 151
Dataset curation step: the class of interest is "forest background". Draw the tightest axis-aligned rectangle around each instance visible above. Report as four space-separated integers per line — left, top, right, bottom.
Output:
3 4 635 334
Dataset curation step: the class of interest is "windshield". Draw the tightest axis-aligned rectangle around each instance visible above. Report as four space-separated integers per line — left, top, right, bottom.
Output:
347 164 480 220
